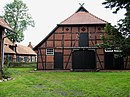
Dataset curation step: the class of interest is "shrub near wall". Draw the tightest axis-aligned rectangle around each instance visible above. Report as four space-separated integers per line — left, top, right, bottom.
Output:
9 62 37 68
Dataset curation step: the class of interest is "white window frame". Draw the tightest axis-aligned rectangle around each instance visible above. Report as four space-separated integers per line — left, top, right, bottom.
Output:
46 49 54 55
105 48 122 52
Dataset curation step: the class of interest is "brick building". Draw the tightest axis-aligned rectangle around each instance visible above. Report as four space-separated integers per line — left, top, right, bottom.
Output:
4 38 36 63
34 5 129 70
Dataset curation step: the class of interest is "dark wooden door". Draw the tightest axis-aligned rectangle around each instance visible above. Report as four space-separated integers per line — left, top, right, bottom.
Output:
104 52 113 69
72 50 84 69
114 56 124 69
79 33 89 47
84 50 96 69
54 52 63 69
72 50 96 69
104 52 124 69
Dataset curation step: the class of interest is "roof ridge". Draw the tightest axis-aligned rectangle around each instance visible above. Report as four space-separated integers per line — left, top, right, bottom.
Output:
60 6 89 24
75 5 88 13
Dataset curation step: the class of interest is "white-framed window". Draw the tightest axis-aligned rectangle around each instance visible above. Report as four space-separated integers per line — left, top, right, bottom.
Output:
46 49 54 55
105 48 122 52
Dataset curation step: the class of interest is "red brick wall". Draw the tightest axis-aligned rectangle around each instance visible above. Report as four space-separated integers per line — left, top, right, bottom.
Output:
37 25 106 70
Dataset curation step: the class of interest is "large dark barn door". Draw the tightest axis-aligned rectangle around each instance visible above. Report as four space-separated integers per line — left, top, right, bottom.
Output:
79 33 89 47
72 50 96 69
54 52 63 69
104 52 124 69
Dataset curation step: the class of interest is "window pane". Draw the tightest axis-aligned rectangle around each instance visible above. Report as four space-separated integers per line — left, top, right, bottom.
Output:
46 49 54 55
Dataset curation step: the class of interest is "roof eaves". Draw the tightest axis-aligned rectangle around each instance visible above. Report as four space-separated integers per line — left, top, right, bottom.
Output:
0 25 15 33
58 23 107 26
16 53 36 56
0 18 15 32
88 12 108 24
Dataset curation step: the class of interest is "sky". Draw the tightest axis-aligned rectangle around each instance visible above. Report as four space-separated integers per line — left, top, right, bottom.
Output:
0 0 125 47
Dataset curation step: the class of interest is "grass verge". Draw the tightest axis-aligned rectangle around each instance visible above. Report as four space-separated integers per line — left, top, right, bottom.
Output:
0 68 130 97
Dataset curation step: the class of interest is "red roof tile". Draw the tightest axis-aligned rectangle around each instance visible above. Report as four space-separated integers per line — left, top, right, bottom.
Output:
4 45 15 54
16 45 36 55
4 38 14 45
60 6 107 25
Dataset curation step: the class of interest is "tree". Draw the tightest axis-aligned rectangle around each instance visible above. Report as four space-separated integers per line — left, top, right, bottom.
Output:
2 0 35 43
103 0 130 56
102 0 130 37
102 0 130 15
98 23 130 57
100 1 130 57
102 0 130 14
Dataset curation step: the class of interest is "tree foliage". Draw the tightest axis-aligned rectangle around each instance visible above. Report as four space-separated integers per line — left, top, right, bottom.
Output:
102 0 130 14
3 0 35 43
99 0 130 57
103 0 130 37
98 23 130 57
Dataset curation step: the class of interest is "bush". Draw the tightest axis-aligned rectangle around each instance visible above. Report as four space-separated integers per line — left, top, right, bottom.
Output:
9 62 37 68
3 64 11 78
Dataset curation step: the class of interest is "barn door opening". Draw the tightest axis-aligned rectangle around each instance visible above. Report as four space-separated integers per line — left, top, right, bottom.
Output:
72 49 96 69
104 52 124 70
79 33 89 47
54 52 63 69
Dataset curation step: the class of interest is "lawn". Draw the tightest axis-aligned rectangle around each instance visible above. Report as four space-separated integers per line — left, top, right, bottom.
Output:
0 68 130 97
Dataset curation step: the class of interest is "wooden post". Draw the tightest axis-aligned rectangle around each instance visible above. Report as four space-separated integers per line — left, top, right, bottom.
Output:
0 27 4 79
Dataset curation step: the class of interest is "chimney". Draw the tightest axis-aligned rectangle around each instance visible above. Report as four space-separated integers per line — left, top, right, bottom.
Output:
28 42 33 49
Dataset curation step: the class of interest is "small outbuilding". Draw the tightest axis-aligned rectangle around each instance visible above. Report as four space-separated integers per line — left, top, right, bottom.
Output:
16 44 36 62
4 38 37 63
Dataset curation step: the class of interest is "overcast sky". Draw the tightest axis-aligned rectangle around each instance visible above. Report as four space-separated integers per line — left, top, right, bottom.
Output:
0 0 125 46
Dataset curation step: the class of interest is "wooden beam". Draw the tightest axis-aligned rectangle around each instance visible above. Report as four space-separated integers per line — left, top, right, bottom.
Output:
62 27 64 69
57 47 98 49
0 27 4 79
71 27 72 47
45 42 47 69
39 49 44 70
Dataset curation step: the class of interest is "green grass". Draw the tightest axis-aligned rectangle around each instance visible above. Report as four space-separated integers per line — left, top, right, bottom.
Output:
0 68 130 97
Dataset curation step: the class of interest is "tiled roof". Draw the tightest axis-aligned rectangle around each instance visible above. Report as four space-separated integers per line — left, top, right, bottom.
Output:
4 45 15 54
4 38 15 54
16 45 36 55
60 6 107 25
0 17 14 32
4 38 14 45
4 38 36 55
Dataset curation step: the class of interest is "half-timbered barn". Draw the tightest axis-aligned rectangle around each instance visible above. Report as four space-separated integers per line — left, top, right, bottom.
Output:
34 5 128 70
